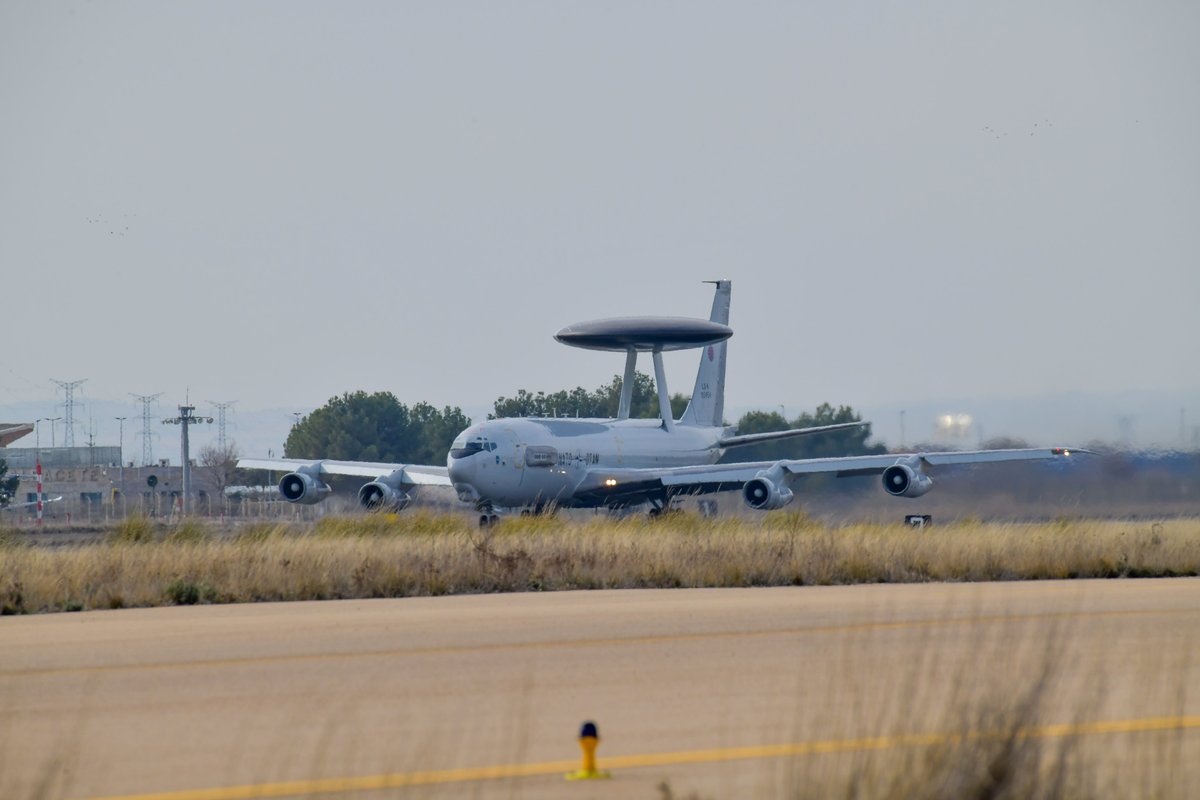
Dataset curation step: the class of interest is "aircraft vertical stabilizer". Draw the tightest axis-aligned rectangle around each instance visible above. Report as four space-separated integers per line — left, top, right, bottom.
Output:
680 280 730 428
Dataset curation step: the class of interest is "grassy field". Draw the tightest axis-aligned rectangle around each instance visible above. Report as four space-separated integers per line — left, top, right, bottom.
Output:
1 512 1197 614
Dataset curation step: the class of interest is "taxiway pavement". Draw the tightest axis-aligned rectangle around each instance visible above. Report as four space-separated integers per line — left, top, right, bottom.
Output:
3 579 1199 799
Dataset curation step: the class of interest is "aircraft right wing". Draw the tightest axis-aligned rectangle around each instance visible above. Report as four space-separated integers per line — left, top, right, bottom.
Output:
236 457 450 509
237 458 450 483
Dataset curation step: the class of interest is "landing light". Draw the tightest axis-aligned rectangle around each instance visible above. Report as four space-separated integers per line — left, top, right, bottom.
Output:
604 479 617 486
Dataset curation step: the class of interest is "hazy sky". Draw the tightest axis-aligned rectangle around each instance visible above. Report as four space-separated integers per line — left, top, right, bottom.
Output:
2 2 1197 451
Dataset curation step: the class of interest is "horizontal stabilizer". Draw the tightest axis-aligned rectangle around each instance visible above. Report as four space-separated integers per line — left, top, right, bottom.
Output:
718 421 867 449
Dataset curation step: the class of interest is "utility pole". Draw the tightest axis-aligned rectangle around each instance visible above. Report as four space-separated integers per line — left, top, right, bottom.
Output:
45 416 62 448
51 378 86 448
163 404 213 515
115 417 127 517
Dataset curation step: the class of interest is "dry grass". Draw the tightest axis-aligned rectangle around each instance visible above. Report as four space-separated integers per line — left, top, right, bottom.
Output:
1 513 1197 615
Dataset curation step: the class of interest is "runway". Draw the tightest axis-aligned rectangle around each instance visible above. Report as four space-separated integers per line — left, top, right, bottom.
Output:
4 579 1199 799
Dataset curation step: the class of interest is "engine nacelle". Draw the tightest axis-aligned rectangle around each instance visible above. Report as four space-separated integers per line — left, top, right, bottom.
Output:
358 481 412 510
742 474 795 511
881 463 933 498
278 470 331 505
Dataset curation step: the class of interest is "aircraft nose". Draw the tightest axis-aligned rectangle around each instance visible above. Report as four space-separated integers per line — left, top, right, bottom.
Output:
447 454 472 484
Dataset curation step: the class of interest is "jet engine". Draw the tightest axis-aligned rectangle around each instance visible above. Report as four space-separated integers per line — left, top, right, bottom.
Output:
278 468 331 505
742 469 794 511
881 462 933 498
358 472 412 511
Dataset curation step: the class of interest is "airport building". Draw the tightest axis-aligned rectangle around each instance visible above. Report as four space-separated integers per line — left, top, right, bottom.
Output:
0 422 234 521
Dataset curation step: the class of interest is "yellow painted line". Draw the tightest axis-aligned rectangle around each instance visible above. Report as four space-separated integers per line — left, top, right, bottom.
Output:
81 714 1200 800
9 605 1197 680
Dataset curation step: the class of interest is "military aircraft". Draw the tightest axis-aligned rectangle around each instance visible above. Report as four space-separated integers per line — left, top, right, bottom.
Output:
239 281 1082 525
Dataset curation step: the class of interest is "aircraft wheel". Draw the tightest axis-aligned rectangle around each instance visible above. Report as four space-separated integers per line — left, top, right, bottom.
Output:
479 514 492 528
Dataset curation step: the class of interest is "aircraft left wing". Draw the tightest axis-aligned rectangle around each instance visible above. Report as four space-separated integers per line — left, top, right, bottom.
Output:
571 447 1086 508
236 457 451 509
716 421 867 449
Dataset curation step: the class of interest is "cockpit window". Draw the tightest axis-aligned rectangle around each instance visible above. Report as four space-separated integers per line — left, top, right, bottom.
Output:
451 437 493 459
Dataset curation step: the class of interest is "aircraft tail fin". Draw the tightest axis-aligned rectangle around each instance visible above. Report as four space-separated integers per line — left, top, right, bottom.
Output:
680 280 730 428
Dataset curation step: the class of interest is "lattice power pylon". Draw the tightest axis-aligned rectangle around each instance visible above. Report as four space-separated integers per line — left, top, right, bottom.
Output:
208 400 237 452
51 378 86 448
131 392 163 466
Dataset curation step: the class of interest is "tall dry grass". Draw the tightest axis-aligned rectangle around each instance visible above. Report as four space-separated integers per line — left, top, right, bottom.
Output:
1 513 1197 614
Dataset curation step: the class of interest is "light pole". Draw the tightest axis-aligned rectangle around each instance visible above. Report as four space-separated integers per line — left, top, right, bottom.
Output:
46 416 62 449
115 417 127 517
163 405 213 516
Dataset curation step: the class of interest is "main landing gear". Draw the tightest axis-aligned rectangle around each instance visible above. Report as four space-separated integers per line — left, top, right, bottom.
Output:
646 499 683 519
481 502 554 527
477 504 499 528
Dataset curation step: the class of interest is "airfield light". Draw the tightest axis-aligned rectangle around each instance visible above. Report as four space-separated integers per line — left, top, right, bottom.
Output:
565 721 610 781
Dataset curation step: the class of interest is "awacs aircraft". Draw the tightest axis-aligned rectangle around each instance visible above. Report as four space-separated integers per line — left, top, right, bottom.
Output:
239 281 1083 525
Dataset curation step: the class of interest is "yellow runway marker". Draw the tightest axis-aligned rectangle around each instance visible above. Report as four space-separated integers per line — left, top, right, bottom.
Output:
565 720 611 780
81 714 1200 800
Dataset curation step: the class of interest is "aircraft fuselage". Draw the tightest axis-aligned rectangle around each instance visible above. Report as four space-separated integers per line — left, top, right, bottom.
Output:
447 417 729 509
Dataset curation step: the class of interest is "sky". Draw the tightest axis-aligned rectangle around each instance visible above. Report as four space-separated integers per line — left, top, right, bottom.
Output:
2 1 1198 457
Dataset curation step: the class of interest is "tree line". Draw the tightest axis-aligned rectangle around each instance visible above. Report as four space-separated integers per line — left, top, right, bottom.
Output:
492 372 690 420
283 378 880 464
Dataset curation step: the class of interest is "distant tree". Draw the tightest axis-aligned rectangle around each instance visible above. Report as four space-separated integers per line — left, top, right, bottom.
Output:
493 372 667 420
199 441 242 499
0 458 17 508
670 393 691 420
285 392 470 464
722 403 885 462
